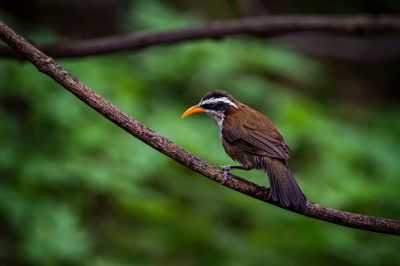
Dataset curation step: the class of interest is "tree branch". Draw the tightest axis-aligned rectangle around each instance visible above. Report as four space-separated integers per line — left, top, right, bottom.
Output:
271 33 400 62
1 15 400 59
1 20 399 236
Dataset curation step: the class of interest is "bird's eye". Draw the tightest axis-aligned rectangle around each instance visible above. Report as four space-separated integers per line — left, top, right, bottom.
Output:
214 103 226 110
200 101 227 111
200 101 226 110
201 103 213 109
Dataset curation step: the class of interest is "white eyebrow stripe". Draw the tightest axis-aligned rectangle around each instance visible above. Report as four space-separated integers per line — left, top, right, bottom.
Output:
200 97 238 108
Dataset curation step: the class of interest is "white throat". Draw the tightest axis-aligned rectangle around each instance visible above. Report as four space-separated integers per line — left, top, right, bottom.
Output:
205 110 224 135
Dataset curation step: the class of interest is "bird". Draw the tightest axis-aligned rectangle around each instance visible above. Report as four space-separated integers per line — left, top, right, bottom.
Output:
181 90 307 212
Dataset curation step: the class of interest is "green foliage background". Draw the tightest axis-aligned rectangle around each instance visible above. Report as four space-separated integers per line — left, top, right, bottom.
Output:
1 1 400 265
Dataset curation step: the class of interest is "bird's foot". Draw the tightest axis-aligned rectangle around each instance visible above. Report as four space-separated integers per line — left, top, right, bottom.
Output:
220 165 232 184
220 165 248 184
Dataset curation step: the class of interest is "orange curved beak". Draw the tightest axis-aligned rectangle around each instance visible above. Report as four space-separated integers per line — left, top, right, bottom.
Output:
181 105 205 118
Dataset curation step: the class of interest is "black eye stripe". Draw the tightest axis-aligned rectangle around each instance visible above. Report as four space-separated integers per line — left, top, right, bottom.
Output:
201 102 226 110
202 103 216 109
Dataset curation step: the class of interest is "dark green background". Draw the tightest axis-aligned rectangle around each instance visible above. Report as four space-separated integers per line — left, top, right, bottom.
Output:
1 1 400 265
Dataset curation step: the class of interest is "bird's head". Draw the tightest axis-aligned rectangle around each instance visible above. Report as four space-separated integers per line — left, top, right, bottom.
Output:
181 90 239 125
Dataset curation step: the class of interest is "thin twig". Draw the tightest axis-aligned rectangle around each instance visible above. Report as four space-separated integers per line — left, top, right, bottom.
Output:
1 15 400 58
0 20 399 236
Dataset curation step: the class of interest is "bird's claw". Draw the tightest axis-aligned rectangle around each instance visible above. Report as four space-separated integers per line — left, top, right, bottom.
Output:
221 165 231 184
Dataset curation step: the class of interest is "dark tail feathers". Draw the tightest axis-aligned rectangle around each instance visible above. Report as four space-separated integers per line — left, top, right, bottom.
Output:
263 158 307 213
